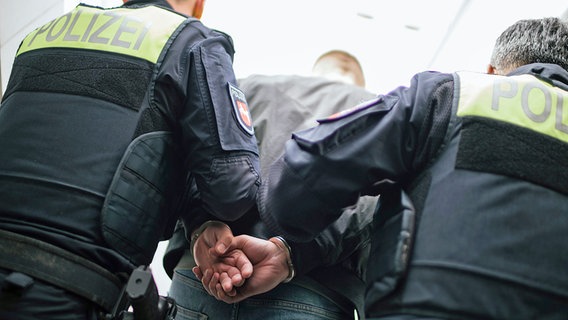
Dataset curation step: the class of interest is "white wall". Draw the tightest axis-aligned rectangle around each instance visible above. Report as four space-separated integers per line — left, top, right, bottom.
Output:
1 0 64 95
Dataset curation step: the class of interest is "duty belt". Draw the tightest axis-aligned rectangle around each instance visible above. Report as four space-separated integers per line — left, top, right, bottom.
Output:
0 229 123 311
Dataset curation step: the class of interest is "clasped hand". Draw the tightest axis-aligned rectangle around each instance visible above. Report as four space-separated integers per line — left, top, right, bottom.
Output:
191 224 291 303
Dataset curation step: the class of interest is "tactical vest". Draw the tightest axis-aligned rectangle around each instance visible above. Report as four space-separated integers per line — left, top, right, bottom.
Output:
366 72 568 319
6 4 191 266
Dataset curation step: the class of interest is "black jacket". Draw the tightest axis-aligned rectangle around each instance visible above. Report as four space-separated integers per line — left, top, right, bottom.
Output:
259 64 568 318
0 0 259 275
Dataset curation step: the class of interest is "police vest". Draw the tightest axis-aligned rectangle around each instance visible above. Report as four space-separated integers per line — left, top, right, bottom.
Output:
366 72 568 319
11 4 191 267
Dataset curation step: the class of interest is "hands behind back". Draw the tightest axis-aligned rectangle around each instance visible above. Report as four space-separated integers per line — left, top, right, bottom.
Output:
193 234 292 303
191 221 253 297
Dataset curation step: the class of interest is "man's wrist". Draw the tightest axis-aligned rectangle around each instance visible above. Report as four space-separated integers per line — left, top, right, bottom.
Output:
268 236 295 283
190 220 230 256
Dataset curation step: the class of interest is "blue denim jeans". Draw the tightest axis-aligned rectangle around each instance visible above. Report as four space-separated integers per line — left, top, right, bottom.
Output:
169 268 353 320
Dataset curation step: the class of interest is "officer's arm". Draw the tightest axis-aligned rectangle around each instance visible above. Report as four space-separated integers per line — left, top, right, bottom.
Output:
259 72 454 242
273 195 376 277
179 30 260 221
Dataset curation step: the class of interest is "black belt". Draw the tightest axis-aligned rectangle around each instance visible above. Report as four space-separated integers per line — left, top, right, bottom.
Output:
0 229 123 312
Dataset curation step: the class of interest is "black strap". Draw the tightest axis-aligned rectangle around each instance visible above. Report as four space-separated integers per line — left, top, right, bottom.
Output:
0 229 123 311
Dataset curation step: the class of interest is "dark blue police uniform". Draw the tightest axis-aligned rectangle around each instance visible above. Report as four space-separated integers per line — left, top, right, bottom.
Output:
0 0 260 318
260 63 568 319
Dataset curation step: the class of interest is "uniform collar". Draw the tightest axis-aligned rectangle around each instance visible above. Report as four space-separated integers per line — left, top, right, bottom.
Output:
510 63 568 91
122 0 173 10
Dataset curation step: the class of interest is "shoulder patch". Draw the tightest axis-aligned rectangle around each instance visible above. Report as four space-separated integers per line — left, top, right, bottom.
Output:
318 96 382 123
228 83 254 135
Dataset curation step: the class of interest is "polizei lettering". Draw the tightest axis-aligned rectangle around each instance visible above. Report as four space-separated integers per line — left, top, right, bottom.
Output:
26 8 149 51
457 72 568 143
492 77 568 134
17 5 186 63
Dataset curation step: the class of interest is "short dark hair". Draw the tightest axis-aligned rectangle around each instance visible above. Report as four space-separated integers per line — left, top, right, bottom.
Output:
491 17 568 72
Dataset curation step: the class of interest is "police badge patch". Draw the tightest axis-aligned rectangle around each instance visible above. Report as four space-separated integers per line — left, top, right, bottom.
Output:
228 83 254 135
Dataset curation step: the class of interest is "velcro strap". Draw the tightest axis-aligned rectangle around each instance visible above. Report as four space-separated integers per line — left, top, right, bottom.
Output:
0 229 123 311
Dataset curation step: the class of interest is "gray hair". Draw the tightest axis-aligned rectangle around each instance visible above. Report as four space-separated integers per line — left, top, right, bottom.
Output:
490 17 568 72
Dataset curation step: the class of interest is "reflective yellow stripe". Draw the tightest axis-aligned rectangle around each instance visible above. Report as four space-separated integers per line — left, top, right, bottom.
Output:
17 4 186 63
457 71 568 143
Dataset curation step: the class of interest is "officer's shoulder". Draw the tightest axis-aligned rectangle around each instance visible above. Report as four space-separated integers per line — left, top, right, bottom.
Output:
408 70 455 88
414 70 453 79
179 19 236 49
208 28 235 45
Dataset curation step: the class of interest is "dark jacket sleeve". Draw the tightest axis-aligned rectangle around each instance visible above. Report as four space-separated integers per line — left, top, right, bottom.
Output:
259 72 455 242
288 195 378 275
160 22 261 221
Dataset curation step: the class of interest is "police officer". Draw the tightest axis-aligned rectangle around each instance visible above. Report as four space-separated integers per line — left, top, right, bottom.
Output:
0 0 260 318
202 17 568 319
